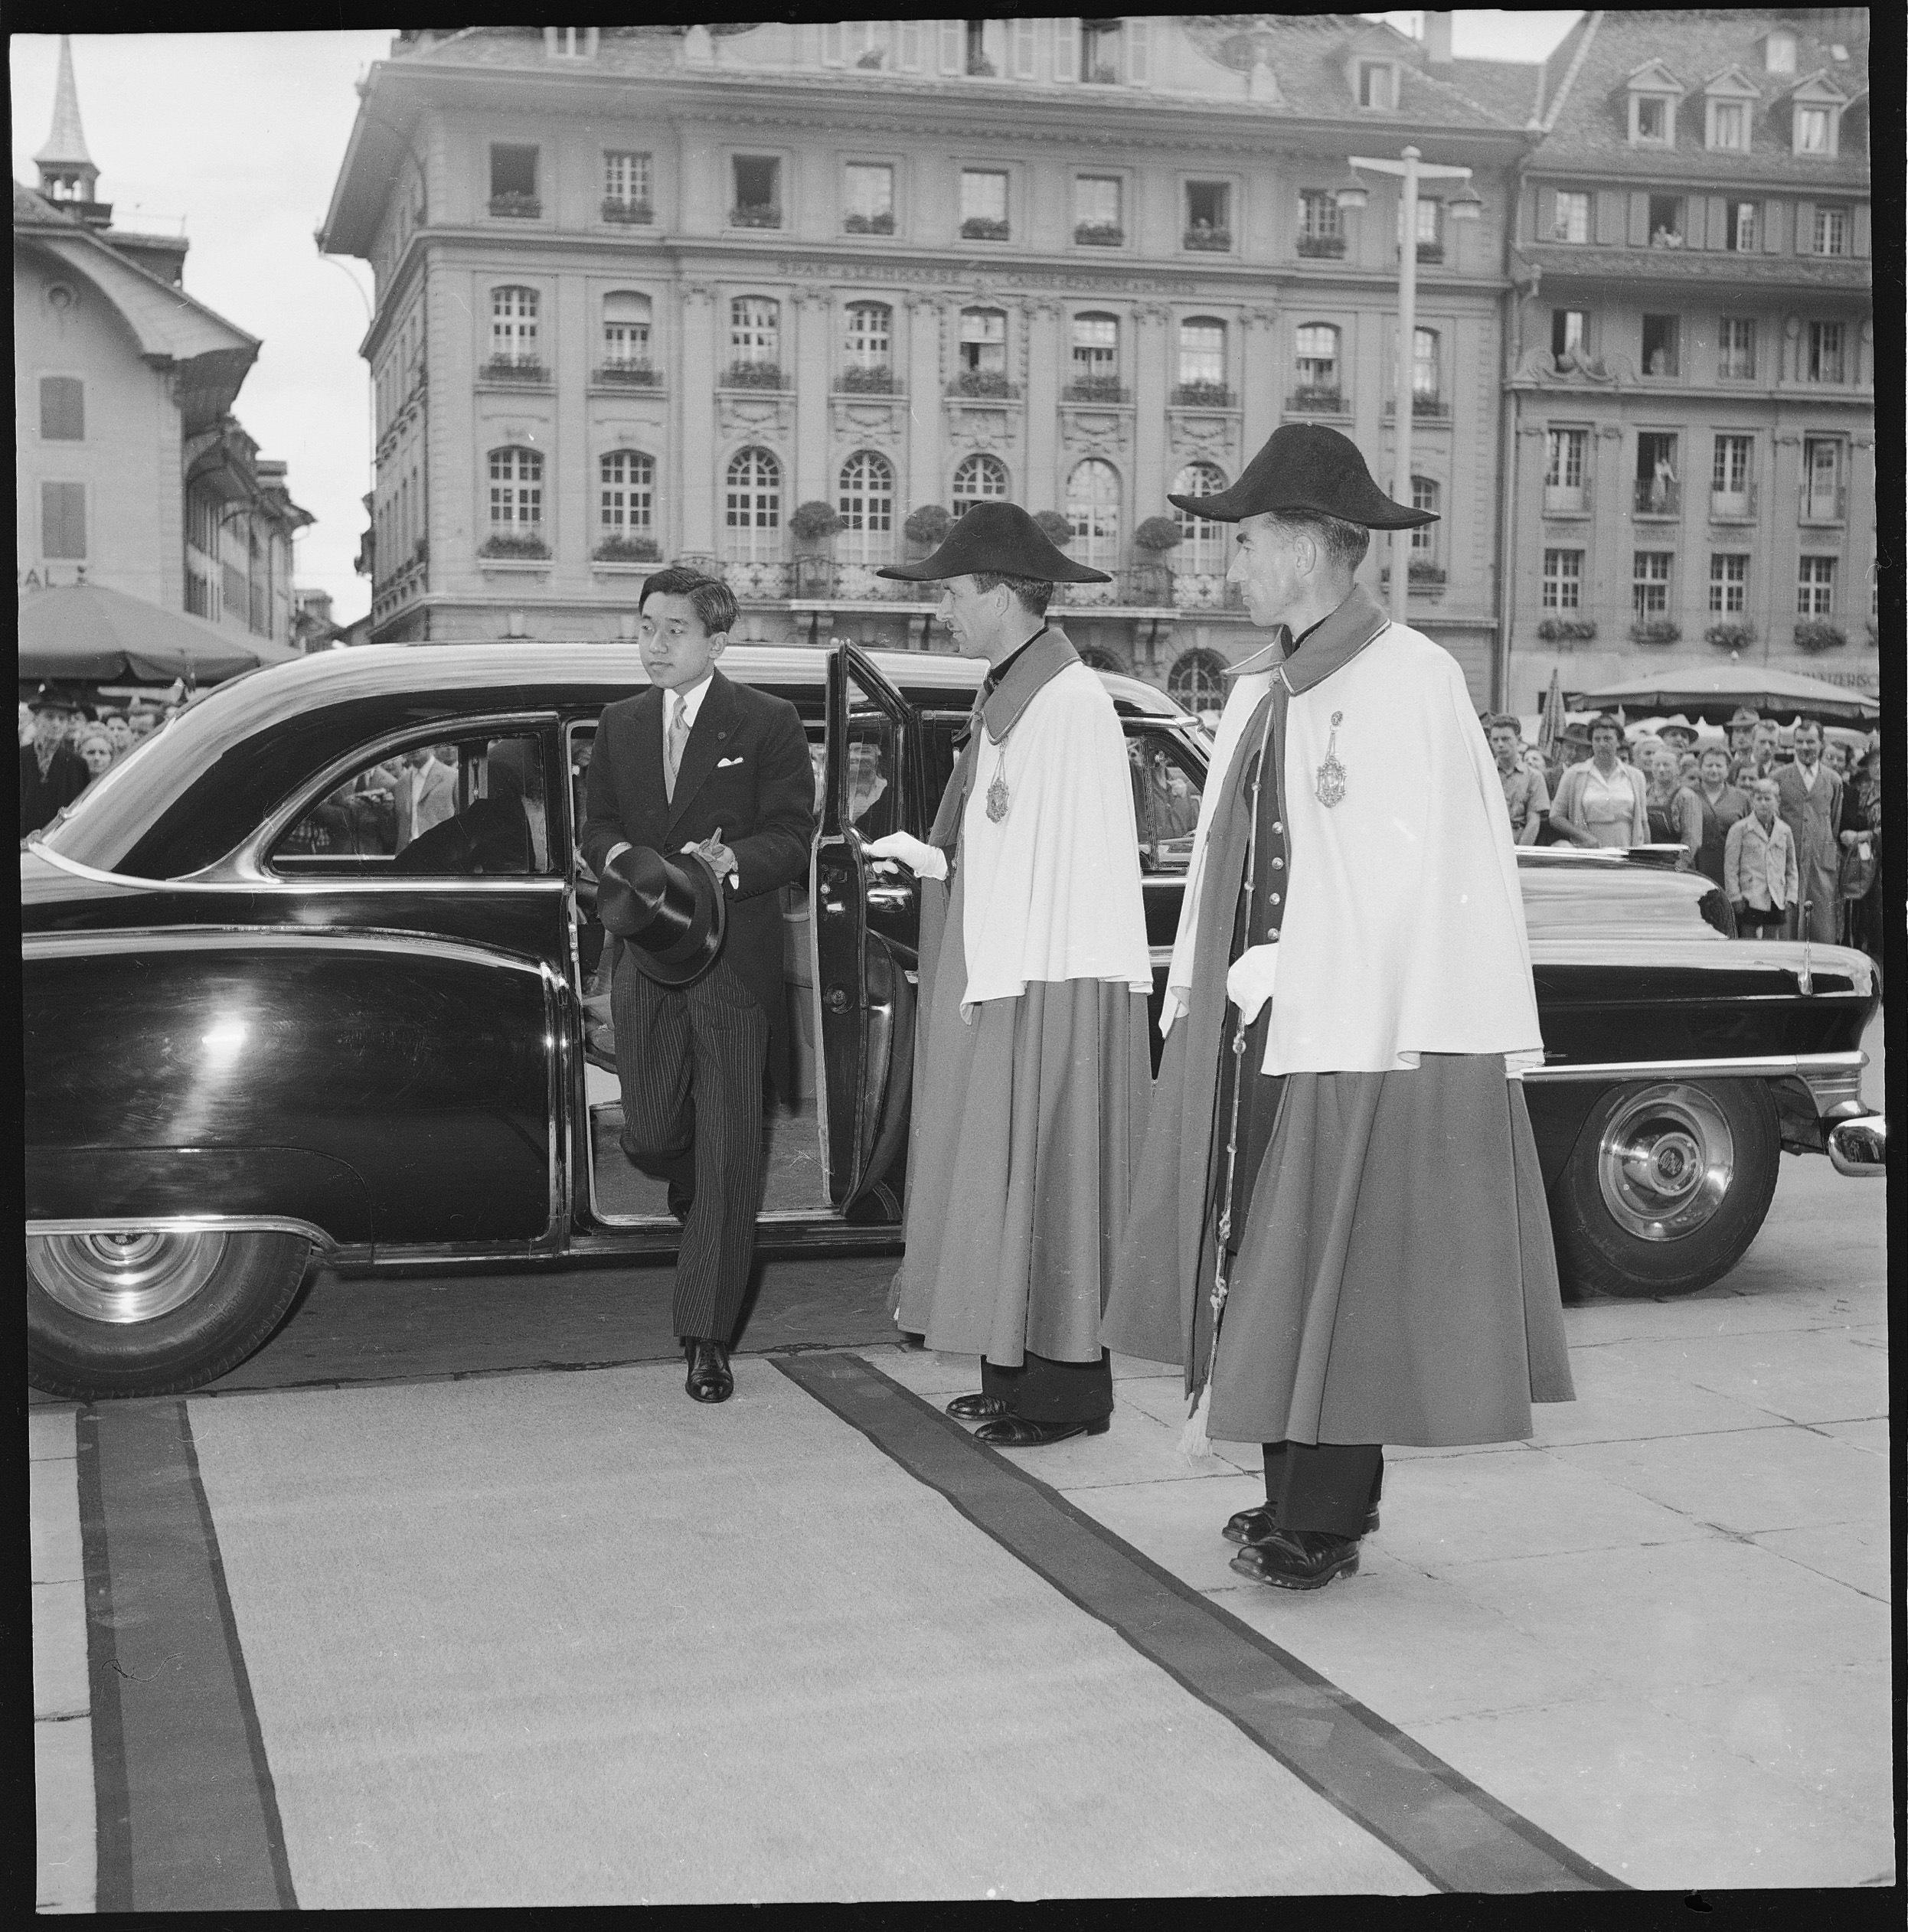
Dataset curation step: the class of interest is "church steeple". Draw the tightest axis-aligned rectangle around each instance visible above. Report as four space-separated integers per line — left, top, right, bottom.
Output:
35 36 108 224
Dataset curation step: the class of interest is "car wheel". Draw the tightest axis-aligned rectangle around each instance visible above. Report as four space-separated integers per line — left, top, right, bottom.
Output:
26 1229 312 1399
1550 1079 1780 1301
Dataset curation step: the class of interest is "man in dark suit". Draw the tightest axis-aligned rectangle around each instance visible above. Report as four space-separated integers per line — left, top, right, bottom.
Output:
580 567 815 1402
20 685 90 837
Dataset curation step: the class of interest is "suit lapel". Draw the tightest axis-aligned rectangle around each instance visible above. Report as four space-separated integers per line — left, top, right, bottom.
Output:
664 669 737 840
627 685 668 831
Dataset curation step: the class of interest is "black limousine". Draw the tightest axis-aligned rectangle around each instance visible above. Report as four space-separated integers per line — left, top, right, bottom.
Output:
23 643 1883 1398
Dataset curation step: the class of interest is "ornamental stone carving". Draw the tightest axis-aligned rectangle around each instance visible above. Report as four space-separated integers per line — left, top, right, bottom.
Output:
717 393 792 440
1167 412 1239 461
1133 302 1171 325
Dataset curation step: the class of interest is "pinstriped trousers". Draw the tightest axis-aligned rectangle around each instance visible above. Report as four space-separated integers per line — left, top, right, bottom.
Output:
612 951 770 1343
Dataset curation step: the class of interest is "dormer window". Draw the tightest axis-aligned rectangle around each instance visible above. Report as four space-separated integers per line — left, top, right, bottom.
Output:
1357 60 1397 109
544 28 598 60
1795 104 1834 155
1632 94 1673 143
1708 100 1748 148
1763 28 1796 75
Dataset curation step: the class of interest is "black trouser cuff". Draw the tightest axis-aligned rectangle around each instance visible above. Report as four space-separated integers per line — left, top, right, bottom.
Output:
1263 1441 1384 1537
982 1349 1114 1424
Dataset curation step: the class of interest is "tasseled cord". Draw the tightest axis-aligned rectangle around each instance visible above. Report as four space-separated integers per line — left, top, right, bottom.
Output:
1178 1380 1219 1462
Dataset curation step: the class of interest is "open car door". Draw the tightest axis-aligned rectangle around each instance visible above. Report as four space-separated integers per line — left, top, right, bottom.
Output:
812 645 921 1219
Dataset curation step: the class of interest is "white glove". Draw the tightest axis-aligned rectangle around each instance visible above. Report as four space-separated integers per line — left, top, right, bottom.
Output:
1225 944 1280 1023
864 831 949 882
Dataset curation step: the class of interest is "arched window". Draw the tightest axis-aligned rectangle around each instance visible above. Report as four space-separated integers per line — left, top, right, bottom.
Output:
1071 311 1119 380
1410 475 1439 556
488 446 543 530
958 307 1007 375
730 296 780 364
1168 648 1228 721
952 452 1008 516
1294 323 1339 390
1171 462 1229 576
600 450 654 536
838 449 895 564
845 301 892 370
1178 316 1226 391
603 292 652 369
490 286 540 364
724 445 782 560
1065 459 1121 572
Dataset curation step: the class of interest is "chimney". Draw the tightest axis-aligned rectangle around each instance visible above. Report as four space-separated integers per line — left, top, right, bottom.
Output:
1424 11 1454 67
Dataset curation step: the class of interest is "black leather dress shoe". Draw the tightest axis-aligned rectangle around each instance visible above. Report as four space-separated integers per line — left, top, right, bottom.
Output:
1223 1501 1380 1545
945 1392 1012 1421
1228 1528 1361 1591
972 1414 1111 1447
684 1340 733 1404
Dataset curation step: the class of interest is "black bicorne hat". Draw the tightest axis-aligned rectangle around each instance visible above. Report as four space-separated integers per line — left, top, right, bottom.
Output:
877 501 1111 583
596 845 727 987
1168 423 1436 530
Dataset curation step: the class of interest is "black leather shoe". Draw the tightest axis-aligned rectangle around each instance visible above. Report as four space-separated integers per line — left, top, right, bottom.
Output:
946 1392 1012 1421
684 1340 733 1404
1224 1502 1380 1545
1228 1528 1361 1591
972 1414 1111 1447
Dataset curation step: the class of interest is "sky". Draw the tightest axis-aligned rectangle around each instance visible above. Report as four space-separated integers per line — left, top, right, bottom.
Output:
13 15 1583 628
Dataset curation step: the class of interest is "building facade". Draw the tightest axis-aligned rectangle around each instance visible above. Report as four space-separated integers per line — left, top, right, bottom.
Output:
1503 8 1873 712
13 38 312 653
322 16 1541 707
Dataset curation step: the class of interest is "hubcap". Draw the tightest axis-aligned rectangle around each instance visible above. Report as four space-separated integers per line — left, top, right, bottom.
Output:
28 1230 228 1324
1596 1085 1735 1242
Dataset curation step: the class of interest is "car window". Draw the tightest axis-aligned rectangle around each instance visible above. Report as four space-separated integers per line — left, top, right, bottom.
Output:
843 671 900 844
1127 726 1203 873
271 733 550 877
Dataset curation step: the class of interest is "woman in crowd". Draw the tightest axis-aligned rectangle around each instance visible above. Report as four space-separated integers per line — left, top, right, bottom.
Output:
1838 736 1883 977
74 724 117 798
1643 741 1701 867
1549 713 1648 848
1822 739 1851 779
1689 745 1750 893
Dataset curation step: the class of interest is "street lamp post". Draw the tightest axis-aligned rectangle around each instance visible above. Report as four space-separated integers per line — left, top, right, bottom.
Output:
1341 150 1482 625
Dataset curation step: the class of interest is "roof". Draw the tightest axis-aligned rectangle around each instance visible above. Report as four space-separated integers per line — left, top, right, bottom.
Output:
1532 8 1869 186
34 34 93 168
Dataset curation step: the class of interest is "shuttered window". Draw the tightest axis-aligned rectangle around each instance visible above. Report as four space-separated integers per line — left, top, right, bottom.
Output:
41 481 86 557
40 377 84 440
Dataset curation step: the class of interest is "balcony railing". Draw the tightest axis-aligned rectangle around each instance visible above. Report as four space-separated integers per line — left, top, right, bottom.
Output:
1184 227 1231 252
719 559 793 600
1708 484 1756 521
488 192 541 219
1632 478 1683 517
1074 222 1125 246
593 363 661 387
601 199 653 225
843 212 894 235
720 361 787 390
482 356 549 383
835 366 900 394
946 371 1020 400
1799 484 1848 524
960 216 1009 241
1286 387 1346 414
729 204 782 229
1296 232 1346 258
1415 240 1444 263
1062 377 1130 404
694 560 1253 613
1384 394 1449 419
1172 382 1235 408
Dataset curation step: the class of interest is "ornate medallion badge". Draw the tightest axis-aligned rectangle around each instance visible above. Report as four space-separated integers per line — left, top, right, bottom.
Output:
985 773 1011 823
1315 710 1347 808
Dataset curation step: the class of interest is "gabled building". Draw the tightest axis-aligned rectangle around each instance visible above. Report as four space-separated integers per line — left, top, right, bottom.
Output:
13 37 313 651
1503 8 1873 710
320 16 1543 707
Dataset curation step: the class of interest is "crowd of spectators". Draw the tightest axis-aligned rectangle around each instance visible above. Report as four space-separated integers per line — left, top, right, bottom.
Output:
1482 702 1883 970
18 682 176 840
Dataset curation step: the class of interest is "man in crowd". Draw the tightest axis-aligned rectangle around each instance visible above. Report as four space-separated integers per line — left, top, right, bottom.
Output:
581 567 815 1404
1544 718 1592 799
390 743 459 851
102 710 134 762
1724 707 1759 785
1487 714 1547 845
20 685 90 836
1773 717 1843 945
1725 778 1799 939
868 504 1154 1446
1106 424 1572 1591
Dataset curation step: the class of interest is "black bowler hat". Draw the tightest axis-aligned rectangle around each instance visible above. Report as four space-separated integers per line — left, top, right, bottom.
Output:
1168 423 1436 530
29 681 88 716
596 845 727 987
876 501 1111 583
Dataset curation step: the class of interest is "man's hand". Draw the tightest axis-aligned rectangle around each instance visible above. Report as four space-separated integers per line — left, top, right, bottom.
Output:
864 831 949 881
1225 944 1280 1023
684 828 739 889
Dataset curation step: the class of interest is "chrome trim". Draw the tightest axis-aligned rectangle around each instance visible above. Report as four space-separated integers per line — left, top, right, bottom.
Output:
27 837 571 899
24 923 552 977
1150 944 1177 971
1525 935 1874 996
27 1214 339 1254
1798 1062 1868 1116
1827 1114 1886 1178
1525 1050 1867 1096
1593 1082 1735 1244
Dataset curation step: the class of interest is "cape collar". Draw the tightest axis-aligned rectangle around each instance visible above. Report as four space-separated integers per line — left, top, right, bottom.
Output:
1225 583 1390 695
979 625 1079 744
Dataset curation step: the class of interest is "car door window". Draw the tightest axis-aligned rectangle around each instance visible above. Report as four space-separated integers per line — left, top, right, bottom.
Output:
1127 727 1203 873
271 733 550 876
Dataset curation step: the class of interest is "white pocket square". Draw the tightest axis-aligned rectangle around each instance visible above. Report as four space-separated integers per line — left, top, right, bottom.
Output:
716 755 745 768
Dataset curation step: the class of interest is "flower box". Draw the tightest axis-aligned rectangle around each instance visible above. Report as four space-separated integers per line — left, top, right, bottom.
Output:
601 200 653 225
1184 227 1232 252
593 537 660 563
1704 622 1756 651
1171 381 1234 408
480 534 549 560
1793 620 1847 652
729 204 782 229
1062 376 1128 403
594 364 660 387
1408 560 1446 583
1074 222 1124 247
1297 233 1346 258
482 357 548 383
1286 387 1344 413
843 212 894 235
721 361 786 390
1629 618 1682 645
837 365 898 393
1536 618 1597 642
960 216 1009 242
949 370 1017 399
1415 240 1445 263
488 192 541 219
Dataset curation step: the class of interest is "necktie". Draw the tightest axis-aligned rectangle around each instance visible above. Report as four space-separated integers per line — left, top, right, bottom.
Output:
665 693 691 802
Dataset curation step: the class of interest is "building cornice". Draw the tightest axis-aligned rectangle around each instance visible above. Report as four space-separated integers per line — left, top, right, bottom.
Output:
1515 242 1870 296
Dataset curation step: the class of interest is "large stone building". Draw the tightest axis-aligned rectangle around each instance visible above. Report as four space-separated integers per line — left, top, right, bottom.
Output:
321 16 1544 707
1503 8 1873 711
13 38 313 652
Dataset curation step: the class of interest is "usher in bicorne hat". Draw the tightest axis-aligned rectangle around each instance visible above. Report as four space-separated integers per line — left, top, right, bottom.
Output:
28 681 88 716
595 845 727 987
876 501 1111 584
1169 423 1436 530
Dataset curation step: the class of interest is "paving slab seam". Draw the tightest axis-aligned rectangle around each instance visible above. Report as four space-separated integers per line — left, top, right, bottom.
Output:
781 1349 1625 1895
